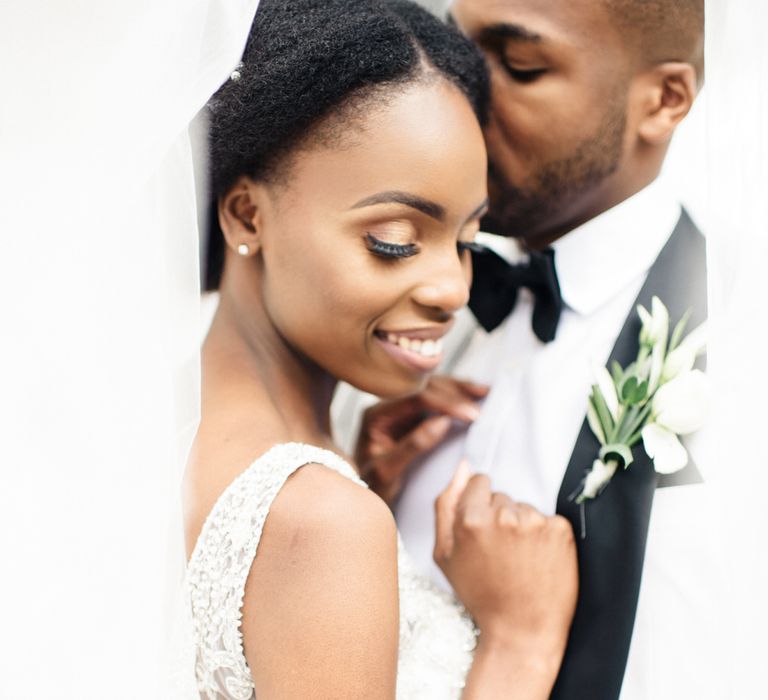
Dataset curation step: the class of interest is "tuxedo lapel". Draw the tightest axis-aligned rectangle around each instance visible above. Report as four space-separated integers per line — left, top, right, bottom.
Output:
550 209 706 700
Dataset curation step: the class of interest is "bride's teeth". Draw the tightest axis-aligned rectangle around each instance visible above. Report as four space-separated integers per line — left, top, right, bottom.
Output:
382 332 444 357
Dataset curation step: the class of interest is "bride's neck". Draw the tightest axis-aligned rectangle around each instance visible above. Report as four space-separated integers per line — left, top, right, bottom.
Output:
203 283 337 444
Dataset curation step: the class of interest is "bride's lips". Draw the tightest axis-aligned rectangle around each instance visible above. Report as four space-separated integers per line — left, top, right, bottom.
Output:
373 325 451 373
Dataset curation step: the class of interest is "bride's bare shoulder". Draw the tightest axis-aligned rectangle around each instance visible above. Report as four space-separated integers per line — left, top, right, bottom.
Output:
244 463 399 696
264 461 397 547
247 460 399 596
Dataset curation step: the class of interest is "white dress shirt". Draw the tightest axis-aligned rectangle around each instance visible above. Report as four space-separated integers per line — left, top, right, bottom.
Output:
391 174 723 700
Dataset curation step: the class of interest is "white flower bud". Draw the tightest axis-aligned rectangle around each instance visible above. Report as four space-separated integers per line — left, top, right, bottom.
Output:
581 459 619 499
638 296 669 348
662 321 708 383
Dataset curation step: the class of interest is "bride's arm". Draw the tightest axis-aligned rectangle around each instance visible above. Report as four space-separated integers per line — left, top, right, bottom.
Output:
435 469 578 700
242 463 399 699
462 637 564 699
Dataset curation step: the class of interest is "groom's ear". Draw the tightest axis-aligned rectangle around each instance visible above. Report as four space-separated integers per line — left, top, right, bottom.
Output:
218 176 267 256
634 62 698 146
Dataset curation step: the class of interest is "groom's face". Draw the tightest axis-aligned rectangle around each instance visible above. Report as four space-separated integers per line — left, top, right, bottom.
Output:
451 0 633 246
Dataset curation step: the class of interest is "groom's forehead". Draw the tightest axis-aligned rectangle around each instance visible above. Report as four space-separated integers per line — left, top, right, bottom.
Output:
450 0 620 47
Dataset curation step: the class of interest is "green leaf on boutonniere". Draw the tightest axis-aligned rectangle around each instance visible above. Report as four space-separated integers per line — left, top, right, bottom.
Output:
631 380 648 404
587 398 607 445
599 443 634 469
668 308 692 354
619 376 649 405
622 401 655 444
611 361 624 386
621 376 638 402
591 384 615 434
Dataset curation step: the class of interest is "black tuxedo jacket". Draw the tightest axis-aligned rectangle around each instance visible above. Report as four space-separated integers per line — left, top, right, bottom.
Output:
549 209 707 700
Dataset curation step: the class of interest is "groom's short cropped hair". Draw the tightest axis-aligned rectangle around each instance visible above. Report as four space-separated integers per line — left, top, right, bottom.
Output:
603 0 705 84
203 0 489 291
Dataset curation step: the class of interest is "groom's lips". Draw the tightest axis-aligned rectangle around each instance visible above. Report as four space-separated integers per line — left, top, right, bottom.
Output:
373 325 451 373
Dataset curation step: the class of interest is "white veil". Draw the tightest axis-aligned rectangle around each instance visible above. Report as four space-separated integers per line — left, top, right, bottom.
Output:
0 1 765 698
697 2 768 696
0 1 258 697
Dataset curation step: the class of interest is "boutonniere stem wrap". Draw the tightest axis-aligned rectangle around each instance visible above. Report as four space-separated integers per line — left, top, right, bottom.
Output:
574 296 709 505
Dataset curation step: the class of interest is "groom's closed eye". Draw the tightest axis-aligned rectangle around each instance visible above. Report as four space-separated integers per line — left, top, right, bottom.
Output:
473 23 550 83
502 63 548 84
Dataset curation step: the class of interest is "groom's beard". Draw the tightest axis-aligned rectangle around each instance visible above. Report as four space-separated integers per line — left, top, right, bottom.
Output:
482 100 627 244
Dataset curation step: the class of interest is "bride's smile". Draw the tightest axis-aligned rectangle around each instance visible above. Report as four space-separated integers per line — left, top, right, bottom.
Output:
373 325 451 373
214 80 488 399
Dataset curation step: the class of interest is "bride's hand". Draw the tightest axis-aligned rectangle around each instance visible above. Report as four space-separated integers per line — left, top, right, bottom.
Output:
434 461 578 662
354 376 489 504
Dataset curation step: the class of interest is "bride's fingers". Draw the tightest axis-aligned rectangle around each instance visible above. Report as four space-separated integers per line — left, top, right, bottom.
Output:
378 414 453 476
490 492 515 510
450 458 473 497
434 459 472 562
511 501 547 529
455 473 492 527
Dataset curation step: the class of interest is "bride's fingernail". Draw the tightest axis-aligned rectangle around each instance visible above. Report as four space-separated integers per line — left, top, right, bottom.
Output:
458 404 481 421
427 415 452 436
452 459 472 490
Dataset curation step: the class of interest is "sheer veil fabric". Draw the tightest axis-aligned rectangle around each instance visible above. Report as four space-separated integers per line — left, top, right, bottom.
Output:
0 1 766 699
0 1 259 697
699 2 768 696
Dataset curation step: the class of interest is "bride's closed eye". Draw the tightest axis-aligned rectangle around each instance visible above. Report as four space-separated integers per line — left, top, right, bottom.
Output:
366 232 419 259
366 234 486 260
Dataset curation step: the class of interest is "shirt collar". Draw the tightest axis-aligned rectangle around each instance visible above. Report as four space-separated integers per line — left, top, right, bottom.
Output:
477 175 681 316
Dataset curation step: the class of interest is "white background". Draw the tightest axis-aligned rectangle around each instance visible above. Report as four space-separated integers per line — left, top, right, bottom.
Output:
0 1 765 698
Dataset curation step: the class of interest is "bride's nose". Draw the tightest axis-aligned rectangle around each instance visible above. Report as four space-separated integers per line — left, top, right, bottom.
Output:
410 252 471 315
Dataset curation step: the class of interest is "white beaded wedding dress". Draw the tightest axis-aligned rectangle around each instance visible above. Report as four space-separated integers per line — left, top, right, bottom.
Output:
184 442 477 699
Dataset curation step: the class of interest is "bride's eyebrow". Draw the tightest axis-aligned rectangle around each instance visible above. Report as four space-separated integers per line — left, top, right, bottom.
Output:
350 191 445 222
464 198 490 225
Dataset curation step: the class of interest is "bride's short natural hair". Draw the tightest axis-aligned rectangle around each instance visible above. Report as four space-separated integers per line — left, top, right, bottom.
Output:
204 0 489 290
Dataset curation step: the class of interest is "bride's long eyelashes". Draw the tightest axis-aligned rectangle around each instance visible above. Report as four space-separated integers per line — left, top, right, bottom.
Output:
365 232 419 259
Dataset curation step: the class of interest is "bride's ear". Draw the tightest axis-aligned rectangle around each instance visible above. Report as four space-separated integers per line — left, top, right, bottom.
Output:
218 176 267 257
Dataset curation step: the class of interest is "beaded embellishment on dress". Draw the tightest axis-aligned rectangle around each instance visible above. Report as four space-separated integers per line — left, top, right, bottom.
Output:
185 442 476 699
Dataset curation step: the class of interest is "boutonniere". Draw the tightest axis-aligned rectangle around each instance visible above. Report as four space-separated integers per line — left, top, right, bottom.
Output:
574 296 709 505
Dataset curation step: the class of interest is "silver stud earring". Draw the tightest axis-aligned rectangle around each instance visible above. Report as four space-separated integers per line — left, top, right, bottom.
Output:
237 243 250 256
230 62 244 82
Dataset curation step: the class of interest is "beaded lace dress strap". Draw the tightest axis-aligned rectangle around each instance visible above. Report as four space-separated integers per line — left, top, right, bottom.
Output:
187 442 366 699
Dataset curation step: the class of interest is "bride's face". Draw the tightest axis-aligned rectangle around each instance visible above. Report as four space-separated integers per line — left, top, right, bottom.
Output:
226 81 488 398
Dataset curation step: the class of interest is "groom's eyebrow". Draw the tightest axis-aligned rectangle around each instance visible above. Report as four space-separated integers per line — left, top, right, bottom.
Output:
351 191 445 221
478 23 544 45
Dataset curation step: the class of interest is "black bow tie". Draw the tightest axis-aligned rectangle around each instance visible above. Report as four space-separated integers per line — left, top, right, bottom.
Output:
468 246 563 342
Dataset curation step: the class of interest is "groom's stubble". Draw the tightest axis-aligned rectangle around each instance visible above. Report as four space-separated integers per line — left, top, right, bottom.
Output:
452 0 703 251
482 94 628 245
